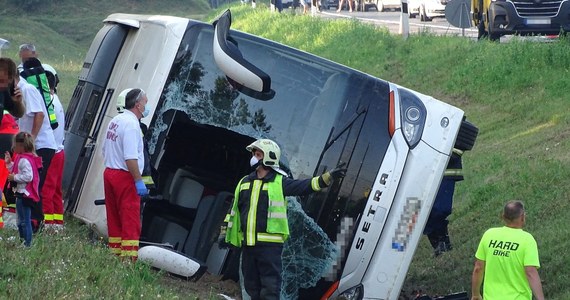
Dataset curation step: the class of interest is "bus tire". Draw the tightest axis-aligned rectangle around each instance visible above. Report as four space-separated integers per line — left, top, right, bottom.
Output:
454 119 479 151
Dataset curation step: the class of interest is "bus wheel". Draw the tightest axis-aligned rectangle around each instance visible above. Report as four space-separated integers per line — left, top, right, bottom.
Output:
454 119 479 151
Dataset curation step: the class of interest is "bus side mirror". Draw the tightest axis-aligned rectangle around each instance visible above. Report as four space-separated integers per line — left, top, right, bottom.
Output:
212 10 275 101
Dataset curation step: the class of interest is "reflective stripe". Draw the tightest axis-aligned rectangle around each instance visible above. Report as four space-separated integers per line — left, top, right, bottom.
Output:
120 250 138 257
44 214 54 221
452 148 464 156
227 221 233 228
108 237 122 243
110 247 122 255
240 182 250 191
53 214 64 221
311 177 321 191
246 180 262 246
268 212 287 219
121 240 139 247
224 214 231 223
257 232 285 243
444 169 463 176
142 176 154 185
269 200 285 207
262 184 269 190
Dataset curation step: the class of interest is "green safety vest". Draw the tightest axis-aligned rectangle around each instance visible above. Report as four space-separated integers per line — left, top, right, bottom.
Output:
20 67 59 130
225 174 289 247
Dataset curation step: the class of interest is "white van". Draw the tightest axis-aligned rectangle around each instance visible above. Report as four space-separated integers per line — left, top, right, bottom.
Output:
63 10 477 300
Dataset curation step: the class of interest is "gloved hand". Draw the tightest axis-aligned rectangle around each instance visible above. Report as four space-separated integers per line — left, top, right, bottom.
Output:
218 225 229 249
135 179 149 196
321 163 347 186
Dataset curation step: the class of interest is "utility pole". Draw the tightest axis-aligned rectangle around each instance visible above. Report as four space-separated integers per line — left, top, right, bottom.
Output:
399 0 409 39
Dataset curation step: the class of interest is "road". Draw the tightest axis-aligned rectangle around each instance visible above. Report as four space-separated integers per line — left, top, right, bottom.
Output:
316 8 479 38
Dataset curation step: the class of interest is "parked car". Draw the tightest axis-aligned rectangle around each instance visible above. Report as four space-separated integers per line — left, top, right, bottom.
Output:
375 0 401 11
408 0 448 21
321 0 339 10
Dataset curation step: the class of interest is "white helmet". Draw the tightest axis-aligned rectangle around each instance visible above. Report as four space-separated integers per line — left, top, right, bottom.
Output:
246 139 287 176
116 88 133 113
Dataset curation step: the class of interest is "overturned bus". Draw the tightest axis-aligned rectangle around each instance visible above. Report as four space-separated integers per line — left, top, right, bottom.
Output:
63 10 478 300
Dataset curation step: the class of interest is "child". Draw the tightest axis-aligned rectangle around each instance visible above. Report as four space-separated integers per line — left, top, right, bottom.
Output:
5 132 42 247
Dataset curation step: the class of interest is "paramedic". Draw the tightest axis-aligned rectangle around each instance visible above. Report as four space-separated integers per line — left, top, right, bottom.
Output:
224 138 346 300
471 200 544 300
102 88 149 260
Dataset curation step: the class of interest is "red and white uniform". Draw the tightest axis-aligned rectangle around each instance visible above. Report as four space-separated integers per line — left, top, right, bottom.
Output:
102 109 144 259
41 94 65 226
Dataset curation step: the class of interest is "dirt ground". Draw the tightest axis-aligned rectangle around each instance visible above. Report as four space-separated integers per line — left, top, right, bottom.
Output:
160 272 242 300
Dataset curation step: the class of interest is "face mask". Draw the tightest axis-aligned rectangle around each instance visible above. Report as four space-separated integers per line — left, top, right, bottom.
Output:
250 156 260 168
141 105 150 118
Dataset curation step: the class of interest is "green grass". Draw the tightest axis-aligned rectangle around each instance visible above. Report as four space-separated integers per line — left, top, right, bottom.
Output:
2 1 570 298
0 218 184 299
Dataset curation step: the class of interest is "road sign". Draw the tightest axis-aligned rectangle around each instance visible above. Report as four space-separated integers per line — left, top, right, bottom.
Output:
445 0 472 29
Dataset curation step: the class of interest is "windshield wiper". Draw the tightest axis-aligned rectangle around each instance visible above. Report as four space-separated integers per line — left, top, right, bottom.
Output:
322 104 367 153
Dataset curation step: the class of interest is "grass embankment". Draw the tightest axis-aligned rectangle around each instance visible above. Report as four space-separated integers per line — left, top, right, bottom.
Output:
0 0 210 105
2 1 570 299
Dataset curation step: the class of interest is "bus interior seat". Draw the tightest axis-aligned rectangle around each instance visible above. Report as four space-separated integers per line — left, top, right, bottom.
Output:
184 191 233 261
169 169 204 209
204 191 234 275
146 216 189 252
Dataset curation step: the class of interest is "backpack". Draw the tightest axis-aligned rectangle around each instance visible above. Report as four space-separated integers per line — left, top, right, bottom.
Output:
19 57 59 130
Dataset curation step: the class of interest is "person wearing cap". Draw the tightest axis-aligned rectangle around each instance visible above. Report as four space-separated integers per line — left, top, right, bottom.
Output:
223 138 346 300
16 59 58 233
18 43 59 91
102 88 149 261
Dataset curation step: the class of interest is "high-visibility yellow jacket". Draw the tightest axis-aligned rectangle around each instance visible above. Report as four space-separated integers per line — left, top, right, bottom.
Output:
225 171 328 247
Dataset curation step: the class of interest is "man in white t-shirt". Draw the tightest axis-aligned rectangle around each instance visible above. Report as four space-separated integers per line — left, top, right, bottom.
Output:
102 88 149 261
40 71 66 232
17 74 57 232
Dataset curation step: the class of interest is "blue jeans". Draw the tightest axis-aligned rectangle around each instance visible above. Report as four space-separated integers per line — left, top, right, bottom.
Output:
16 197 33 247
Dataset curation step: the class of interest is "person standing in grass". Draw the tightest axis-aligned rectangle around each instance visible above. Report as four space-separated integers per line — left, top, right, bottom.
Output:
40 70 66 232
224 138 346 300
5 132 43 247
102 88 149 261
471 200 545 300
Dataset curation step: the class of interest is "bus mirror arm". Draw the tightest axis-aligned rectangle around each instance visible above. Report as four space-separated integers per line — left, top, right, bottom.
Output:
212 10 276 101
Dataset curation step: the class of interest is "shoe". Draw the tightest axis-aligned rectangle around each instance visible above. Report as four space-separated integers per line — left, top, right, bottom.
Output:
54 224 64 234
434 240 452 257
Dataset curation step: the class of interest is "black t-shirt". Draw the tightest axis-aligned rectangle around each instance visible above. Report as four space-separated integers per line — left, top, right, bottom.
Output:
0 89 15 123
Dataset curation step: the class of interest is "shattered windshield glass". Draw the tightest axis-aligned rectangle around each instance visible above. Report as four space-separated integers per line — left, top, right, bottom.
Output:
147 26 350 298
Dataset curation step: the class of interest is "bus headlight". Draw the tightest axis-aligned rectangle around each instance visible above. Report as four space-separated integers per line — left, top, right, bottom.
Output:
398 88 427 149
334 284 363 300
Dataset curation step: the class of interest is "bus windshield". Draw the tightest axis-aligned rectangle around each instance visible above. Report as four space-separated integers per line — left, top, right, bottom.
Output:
148 26 351 180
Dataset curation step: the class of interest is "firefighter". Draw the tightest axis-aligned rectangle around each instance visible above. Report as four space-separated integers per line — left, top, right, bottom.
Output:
424 148 464 256
102 88 149 260
224 138 346 300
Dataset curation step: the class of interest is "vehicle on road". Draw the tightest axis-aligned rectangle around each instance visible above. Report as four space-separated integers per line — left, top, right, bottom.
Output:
63 10 477 300
374 0 401 11
472 0 570 40
409 0 448 21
